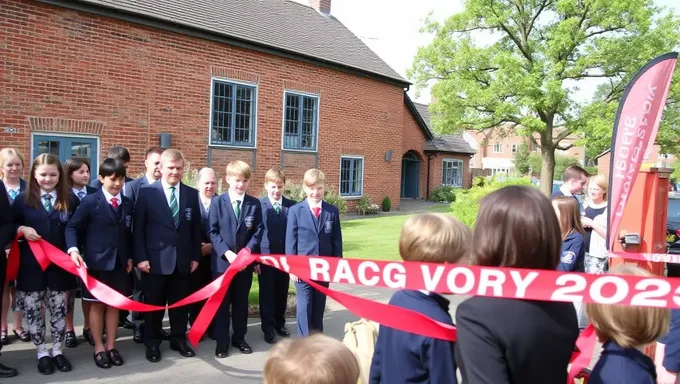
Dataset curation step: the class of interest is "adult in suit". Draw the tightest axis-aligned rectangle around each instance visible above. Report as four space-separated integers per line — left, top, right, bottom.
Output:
550 164 589 205
258 169 294 344
455 186 579 384
0 181 19 378
89 146 134 200
188 168 217 336
286 169 342 337
133 149 201 363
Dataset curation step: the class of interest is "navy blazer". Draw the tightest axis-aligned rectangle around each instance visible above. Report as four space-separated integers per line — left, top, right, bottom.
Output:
209 193 263 274
285 200 342 258
11 192 79 292
260 196 294 255
369 290 457 384
198 196 215 243
0 181 13 251
589 342 656 384
91 176 134 198
557 231 585 272
127 176 155 204
133 182 202 275
65 190 134 271
661 309 680 372
4 178 26 205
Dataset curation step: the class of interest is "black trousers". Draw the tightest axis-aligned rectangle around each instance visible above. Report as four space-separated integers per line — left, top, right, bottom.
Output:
129 268 144 326
258 264 289 333
0 256 4 354
188 258 213 329
142 269 190 347
213 269 252 345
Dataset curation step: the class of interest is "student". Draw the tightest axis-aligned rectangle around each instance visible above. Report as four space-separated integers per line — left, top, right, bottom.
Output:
258 168 294 344
12 154 78 374
63 157 98 348
0 148 29 345
586 265 671 384
551 165 589 204
552 196 585 272
264 333 360 384
133 149 201 363
209 160 263 358
455 186 579 384
369 213 470 384
0 181 18 378
66 158 133 369
286 168 342 337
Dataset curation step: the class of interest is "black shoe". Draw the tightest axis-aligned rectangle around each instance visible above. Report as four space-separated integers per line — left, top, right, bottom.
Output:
145 346 161 363
106 348 124 366
275 326 290 337
133 327 143 344
231 340 252 354
52 354 72 372
83 328 95 346
264 331 276 344
65 331 78 348
119 319 135 330
0 362 18 378
215 344 229 358
37 356 54 375
93 351 111 369
0 331 8 346
13 329 30 342
170 341 195 357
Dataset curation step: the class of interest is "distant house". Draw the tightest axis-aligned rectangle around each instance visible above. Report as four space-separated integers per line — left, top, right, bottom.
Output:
596 146 675 176
0 0 474 210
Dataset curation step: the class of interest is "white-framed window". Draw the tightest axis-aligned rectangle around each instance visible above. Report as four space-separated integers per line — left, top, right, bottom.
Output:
340 156 364 197
511 144 518 153
469 158 475 168
493 143 502 153
491 168 510 176
442 159 464 187
209 78 257 147
282 91 319 151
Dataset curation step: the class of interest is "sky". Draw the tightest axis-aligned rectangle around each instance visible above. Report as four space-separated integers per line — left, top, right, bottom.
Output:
294 0 679 105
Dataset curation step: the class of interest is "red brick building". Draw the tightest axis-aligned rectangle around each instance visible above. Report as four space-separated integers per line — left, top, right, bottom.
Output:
0 0 474 210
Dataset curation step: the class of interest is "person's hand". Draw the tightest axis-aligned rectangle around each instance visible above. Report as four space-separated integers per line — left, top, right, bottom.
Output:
190 261 199 273
5 249 9 257
126 259 133 273
581 216 594 228
225 250 237 264
70 251 85 268
137 261 151 273
201 242 213 256
20 226 41 241
290 274 300 283
254 265 261 275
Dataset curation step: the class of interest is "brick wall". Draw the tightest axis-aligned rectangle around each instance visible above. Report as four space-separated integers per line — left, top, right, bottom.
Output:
0 0 407 210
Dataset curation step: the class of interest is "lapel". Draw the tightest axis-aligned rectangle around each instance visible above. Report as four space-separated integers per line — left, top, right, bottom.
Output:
152 183 175 228
121 196 131 224
198 195 208 219
301 200 320 233
222 193 238 229
317 202 329 233
178 183 188 228
237 196 249 231
96 190 117 223
19 178 27 193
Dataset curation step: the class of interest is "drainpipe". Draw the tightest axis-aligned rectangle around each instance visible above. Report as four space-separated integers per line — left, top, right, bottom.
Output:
426 152 437 199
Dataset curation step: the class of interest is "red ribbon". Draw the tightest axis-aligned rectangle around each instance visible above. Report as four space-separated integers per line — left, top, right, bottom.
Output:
567 324 598 383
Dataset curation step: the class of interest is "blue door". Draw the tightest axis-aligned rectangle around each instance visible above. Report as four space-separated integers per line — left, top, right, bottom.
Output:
401 152 420 198
32 135 99 181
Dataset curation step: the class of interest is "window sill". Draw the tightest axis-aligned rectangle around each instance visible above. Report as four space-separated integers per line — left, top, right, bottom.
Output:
341 195 363 200
282 148 318 154
209 144 256 150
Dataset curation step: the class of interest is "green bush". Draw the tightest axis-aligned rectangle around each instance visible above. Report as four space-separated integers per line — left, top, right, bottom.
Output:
429 185 456 203
356 195 380 215
381 196 391 212
323 186 348 215
450 176 535 227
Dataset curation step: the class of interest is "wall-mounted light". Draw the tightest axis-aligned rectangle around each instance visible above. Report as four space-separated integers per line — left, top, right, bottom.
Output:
159 133 172 149
385 150 392 161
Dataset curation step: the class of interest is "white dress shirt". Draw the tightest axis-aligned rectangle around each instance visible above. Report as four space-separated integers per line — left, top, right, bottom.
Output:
200 196 212 213
228 190 244 209
161 180 180 207
307 198 322 214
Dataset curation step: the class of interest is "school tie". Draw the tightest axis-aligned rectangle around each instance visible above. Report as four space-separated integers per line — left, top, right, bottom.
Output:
312 207 321 218
110 197 119 209
169 186 179 225
43 194 53 213
274 202 281 214
8 189 18 200
233 200 241 219
77 191 86 200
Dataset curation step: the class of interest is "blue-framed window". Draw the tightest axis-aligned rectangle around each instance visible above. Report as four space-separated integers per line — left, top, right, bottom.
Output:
283 92 318 151
442 159 463 187
32 135 99 180
340 156 363 197
210 79 256 147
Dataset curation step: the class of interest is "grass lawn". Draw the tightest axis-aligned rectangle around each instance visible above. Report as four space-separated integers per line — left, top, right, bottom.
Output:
247 204 452 304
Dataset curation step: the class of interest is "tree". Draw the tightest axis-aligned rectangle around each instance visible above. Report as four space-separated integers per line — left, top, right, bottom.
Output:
513 141 531 175
409 0 680 195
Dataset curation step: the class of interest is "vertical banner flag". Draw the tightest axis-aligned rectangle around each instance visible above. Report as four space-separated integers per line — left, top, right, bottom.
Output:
607 52 678 250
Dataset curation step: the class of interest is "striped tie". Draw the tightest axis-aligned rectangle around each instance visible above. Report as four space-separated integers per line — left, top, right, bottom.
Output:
233 200 241 219
43 194 53 213
274 202 281 214
169 186 179 225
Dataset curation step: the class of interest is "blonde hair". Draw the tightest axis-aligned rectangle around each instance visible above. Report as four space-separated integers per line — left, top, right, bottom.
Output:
160 148 185 163
264 333 360 384
399 213 471 263
585 265 670 348
0 148 25 180
303 168 326 187
265 168 286 184
226 160 252 180
589 174 609 199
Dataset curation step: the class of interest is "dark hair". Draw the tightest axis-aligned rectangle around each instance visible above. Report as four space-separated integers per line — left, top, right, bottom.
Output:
63 157 90 187
25 154 70 212
99 158 127 179
145 147 164 158
562 165 589 182
553 196 585 239
472 186 561 270
107 146 131 163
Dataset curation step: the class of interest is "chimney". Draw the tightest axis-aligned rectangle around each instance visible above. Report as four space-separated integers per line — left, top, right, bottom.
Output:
309 0 331 15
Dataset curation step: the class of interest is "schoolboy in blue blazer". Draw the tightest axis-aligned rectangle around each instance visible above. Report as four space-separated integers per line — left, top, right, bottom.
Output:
209 160 263 358
258 169 294 344
133 149 201 363
286 169 342 337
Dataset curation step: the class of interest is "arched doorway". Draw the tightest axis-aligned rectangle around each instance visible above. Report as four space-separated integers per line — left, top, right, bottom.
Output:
401 151 420 198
